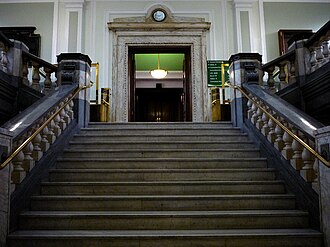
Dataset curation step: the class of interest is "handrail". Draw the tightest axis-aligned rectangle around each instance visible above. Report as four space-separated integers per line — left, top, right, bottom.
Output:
22 50 57 72
262 50 295 71
0 31 14 47
230 83 330 168
0 81 94 170
305 20 330 47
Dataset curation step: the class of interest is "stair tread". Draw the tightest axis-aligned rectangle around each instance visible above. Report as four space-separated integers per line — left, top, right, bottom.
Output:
63 148 260 152
69 140 254 144
32 194 294 199
41 180 284 185
9 228 322 238
50 168 275 172
57 157 267 161
21 210 308 217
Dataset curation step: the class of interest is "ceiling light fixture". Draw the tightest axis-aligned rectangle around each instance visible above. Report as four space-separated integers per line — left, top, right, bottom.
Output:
150 53 167 79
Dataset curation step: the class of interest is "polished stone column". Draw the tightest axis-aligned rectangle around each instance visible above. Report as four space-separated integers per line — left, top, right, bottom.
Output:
315 126 330 247
57 53 92 128
229 53 263 128
0 128 13 247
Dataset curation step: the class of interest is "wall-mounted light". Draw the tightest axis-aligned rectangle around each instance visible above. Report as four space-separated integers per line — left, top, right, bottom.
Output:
150 53 167 79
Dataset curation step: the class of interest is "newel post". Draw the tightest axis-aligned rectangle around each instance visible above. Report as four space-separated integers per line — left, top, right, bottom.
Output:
229 53 263 128
314 126 330 247
0 128 13 247
57 53 92 128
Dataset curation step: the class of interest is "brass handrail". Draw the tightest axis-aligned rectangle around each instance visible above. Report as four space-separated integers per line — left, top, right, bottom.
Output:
0 82 94 170
231 84 330 168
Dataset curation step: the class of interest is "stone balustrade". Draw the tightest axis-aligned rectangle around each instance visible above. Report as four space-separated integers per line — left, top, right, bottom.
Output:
22 51 58 94
243 84 325 192
306 29 330 74
262 50 296 92
7 92 75 192
262 20 329 93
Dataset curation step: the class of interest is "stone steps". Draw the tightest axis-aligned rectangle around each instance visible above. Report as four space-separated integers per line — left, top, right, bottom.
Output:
72 134 250 142
29 194 296 211
8 229 323 247
19 210 309 230
56 157 268 169
40 180 286 195
68 140 256 149
7 122 323 247
48 168 276 182
61 148 261 158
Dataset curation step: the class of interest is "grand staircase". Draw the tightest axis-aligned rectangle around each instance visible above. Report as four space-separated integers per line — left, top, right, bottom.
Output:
8 122 323 246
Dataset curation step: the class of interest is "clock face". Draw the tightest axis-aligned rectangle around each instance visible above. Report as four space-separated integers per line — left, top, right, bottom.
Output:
153 10 166 22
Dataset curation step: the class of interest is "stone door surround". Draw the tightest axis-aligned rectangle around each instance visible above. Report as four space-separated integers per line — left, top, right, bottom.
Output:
108 4 210 122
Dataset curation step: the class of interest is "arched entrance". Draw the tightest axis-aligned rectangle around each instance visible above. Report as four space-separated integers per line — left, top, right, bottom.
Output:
108 4 210 122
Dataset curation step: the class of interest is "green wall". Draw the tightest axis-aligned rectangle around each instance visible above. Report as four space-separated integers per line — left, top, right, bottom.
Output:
0 3 54 62
264 2 330 61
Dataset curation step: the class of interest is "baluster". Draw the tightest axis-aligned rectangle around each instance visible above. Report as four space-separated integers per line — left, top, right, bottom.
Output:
22 139 35 173
246 96 253 120
53 109 62 137
267 113 276 144
32 131 43 161
68 99 75 121
261 108 270 136
43 67 52 94
22 58 30 85
301 138 317 183
315 45 324 68
64 102 71 125
279 62 287 88
274 117 284 151
59 103 67 131
0 49 8 73
309 49 317 70
11 149 26 185
255 104 264 130
266 67 275 90
322 40 329 58
32 63 41 91
290 129 303 171
47 118 57 144
288 58 296 83
250 99 259 125
281 123 293 160
40 121 50 152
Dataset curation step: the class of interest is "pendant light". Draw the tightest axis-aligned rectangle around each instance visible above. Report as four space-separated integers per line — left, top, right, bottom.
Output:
150 53 167 79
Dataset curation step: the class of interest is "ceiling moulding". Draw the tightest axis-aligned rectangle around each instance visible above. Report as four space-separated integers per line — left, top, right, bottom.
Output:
233 0 257 8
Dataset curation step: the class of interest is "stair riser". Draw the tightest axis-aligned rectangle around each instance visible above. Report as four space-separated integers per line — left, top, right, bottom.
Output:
19 215 309 230
48 171 275 182
72 135 250 142
41 183 286 195
68 142 256 150
86 123 234 129
56 159 267 169
30 197 296 211
77 129 242 136
61 150 260 159
8 236 323 247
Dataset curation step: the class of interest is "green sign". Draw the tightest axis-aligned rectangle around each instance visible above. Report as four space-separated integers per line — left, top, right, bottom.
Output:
207 60 230 87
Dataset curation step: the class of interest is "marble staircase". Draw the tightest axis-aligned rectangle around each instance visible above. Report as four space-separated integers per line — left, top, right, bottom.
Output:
7 122 323 247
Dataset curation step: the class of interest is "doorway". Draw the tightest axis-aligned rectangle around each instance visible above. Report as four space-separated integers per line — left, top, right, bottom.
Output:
128 47 192 122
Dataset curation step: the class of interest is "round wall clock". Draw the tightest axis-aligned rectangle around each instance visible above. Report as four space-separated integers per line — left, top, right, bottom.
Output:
152 10 166 22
